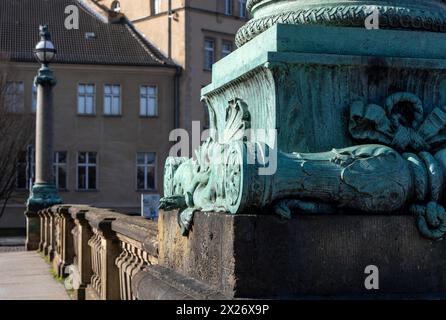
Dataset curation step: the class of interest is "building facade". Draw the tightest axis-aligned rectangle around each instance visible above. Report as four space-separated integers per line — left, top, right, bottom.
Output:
91 0 248 134
0 0 177 229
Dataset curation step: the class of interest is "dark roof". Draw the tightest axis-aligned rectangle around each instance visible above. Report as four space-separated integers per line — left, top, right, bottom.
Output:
0 0 174 67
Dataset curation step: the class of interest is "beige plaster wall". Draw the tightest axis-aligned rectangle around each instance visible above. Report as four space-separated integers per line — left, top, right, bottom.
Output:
2 62 175 225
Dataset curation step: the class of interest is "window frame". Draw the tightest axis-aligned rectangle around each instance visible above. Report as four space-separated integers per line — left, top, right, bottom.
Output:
77 83 96 116
76 151 98 191
15 146 35 190
15 151 28 190
238 0 247 18
32 82 37 113
53 151 68 191
5 81 25 113
136 152 157 191
221 40 233 58
224 0 233 15
153 0 161 14
103 84 122 116
139 84 158 117
111 0 121 12
204 37 216 71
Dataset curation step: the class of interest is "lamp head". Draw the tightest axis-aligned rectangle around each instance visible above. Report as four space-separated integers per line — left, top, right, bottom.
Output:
34 25 56 65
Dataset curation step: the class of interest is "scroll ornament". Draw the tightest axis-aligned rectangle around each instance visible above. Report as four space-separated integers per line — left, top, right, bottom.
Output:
349 92 446 240
161 99 250 235
161 93 446 240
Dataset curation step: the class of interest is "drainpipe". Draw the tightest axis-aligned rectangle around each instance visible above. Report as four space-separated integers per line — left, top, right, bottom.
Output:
169 0 180 129
168 0 172 59
174 66 182 129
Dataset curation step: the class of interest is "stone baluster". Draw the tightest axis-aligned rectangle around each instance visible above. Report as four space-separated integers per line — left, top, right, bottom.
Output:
47 208 56 261
38 210 45 252
86 214 121 300
52 206 74 278
115 243 131 300
112 216 158 300
88 232 102 297
115 237 151 300
70 207 93 300
42 209 51 257
32 204 160 300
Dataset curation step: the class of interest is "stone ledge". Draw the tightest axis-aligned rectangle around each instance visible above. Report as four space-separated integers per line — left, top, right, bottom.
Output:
111 216 158 258
133 265 227 300
159 210 446 299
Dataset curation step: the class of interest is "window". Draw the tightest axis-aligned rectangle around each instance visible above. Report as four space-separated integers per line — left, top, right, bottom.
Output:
111 0 121 12
5 81 24 113
16 151 28 189
203 102 210 130
77 84 95 115
140 85 158 117
222 40 233 58
32 83 37 113
204 38 215 71
77 152 97 190
54 152 67 190
16 146 34 190
104 84 121 115
137 152 156 190
153 0 161 14
239 0 247 18
18 149 67 190
224 0 232 15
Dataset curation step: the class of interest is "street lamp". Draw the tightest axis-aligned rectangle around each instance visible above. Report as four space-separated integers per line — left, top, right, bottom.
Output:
34 26 56 65
32 25 57 87
26 25 62 251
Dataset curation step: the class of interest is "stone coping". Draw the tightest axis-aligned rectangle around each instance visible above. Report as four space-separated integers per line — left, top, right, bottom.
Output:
202 24 446 96
48 204 159 257
111 215 158 257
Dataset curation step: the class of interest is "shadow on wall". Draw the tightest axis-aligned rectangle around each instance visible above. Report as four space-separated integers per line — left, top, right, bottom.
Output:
0 206 26 230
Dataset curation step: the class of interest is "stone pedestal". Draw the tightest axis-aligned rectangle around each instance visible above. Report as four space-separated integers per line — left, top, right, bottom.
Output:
24 210 40 251
155 210 446 299
70 208 92 300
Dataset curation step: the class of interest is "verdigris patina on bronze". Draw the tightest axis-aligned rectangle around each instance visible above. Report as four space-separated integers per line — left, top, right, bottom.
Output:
161 0 446 240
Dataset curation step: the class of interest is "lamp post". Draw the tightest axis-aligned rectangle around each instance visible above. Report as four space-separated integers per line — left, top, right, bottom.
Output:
25 25 62 250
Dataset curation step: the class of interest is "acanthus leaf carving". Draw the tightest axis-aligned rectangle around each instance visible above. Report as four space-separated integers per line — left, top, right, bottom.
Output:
160 98 251 235
223 99 251 143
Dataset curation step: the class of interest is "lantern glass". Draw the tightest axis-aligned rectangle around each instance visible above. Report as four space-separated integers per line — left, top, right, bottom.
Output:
35 40 56 64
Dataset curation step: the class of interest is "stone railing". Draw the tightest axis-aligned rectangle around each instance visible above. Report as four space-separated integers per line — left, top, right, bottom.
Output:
53 206 75 278
113 216 158 300
36 205 158 300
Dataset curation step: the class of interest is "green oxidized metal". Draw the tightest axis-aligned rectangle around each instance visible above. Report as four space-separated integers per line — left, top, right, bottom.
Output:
34 65 57 87
237 0 446 47
161 0 446 240
27 183 62 212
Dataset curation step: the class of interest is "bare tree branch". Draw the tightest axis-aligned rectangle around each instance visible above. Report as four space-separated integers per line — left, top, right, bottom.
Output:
0 61 35 219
